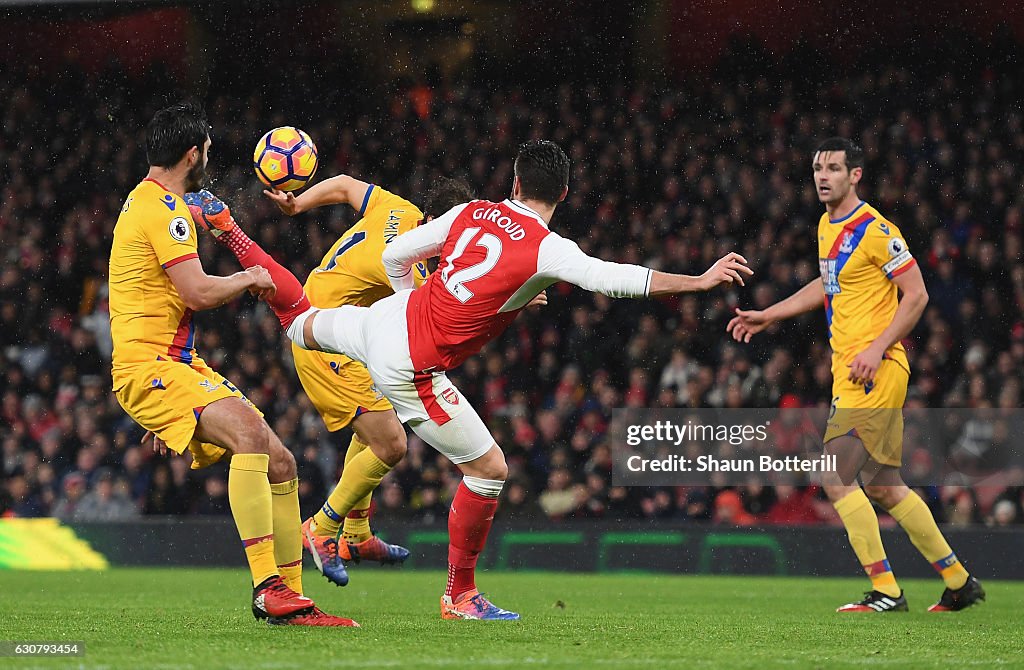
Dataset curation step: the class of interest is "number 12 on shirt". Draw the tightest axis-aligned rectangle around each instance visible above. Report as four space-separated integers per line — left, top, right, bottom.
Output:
440 227 503 302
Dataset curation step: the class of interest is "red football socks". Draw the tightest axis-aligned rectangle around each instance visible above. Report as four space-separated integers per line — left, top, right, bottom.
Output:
221 227 310 329
445 482 499 600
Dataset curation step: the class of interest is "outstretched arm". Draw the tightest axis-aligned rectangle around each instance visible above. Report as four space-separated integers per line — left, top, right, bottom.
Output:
648 254 752 295
263 174 373 216
727 279 823 343
536 234 751 298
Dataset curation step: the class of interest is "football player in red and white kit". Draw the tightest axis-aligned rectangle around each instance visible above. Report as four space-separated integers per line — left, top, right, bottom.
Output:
196 141 751 620
289 141 751 619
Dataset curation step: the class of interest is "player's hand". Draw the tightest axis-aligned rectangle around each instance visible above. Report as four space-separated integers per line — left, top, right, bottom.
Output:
245 265 277 301
184 189 235 235
727 308 773 343
142 431 170 457
848 344 885 385
698 252 752 290
263 188 302 216
527 291 548 309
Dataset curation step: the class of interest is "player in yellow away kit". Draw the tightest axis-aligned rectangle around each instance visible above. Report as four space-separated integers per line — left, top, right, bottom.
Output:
109 101 355 627
191 173 473 587
729 137 984 613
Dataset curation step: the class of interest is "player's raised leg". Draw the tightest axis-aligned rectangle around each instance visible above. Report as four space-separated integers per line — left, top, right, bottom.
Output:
185 190 311 329
189 189 409 590
821 434 906 613
863 465 985 612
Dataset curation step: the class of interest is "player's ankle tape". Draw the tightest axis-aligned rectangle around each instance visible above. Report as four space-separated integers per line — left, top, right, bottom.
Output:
320 502 342 522
463 476 504 498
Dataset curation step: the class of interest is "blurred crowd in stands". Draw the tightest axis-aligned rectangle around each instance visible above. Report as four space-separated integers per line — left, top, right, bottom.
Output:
1 52 1023 529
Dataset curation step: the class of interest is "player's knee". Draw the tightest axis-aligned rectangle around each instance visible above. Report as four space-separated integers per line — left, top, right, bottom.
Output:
267 436 297 482
490 459 509 482
864 485 902 509
229 419 270 456
374 431 406 467
863 485 887 504
477 449 508 481
823 483 857 504
269 450 297 482
226 420 264 456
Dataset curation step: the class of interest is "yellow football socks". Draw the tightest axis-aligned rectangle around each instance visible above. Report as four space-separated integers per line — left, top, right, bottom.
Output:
314 435 391 541
313 435 365 537
228 453 277 587
341 494 374 544
270 477 303 594
834 489 901 598
889 491 969 590
341 434 375 544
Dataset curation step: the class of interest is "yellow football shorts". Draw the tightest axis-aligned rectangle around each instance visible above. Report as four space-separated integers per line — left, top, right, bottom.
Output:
291 343 392 432
824 357 909 467
113 357 261 469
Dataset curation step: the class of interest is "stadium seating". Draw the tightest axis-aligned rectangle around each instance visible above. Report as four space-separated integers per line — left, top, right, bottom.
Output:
0 62 1021 528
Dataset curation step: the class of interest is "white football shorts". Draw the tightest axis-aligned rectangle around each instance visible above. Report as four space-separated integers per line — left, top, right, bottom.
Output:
309 289 494 464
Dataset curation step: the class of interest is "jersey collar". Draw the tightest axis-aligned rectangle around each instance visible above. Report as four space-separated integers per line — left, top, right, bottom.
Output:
829 200 867 224
505 199 548 228
143 177 170 192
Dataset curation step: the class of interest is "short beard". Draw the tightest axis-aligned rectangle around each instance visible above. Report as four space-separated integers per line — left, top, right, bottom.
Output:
184 161 208 193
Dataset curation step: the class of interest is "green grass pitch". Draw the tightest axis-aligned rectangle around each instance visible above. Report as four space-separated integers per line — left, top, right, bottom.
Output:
1 569 1021 669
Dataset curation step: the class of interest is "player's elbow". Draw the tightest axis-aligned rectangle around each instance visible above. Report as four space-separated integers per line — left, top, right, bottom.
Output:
179 284 218 311
185 298 216 312
327 174 359 204
381 253 409 283
177 289 206 312
907 285 929 311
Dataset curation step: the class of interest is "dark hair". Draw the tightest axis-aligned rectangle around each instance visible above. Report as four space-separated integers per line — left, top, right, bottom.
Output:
422 177 474 218
514 140 569 204
146 100 210 168
814 137 864 170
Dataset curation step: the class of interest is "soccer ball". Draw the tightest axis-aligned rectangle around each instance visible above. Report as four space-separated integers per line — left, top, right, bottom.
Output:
253 126 318 192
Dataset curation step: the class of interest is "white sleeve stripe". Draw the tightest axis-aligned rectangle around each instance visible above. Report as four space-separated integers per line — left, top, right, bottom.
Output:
536 233 651 298
882 251 913 275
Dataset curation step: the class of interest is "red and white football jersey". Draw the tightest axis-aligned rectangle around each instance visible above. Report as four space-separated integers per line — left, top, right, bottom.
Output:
383 198 652 373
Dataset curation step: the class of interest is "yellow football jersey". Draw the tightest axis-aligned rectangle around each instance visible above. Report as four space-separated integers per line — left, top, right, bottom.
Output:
109 179 203 374
304 184 429 308
817 201 916 372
